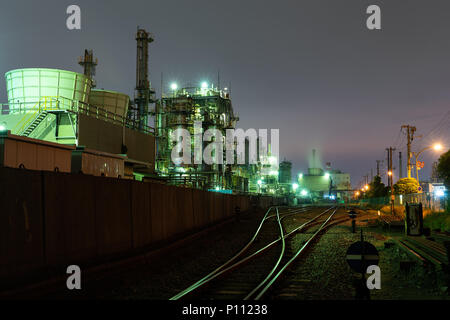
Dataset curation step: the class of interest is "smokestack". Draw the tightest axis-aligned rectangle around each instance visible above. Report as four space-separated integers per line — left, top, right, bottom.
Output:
312 149 316 168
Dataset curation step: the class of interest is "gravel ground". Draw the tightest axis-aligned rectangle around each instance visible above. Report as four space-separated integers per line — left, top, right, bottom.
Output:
272 210 450 300
24 206 450 300
31 208 268 300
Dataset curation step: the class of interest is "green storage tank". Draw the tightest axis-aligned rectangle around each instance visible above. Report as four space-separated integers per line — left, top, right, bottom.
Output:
5 68 92 112
88 89 130 118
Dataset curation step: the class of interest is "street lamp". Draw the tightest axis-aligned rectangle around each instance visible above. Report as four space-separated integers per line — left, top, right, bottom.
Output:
412 143 444 183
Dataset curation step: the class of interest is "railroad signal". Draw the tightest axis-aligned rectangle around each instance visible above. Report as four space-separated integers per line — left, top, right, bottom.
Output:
346 241 379 273
348 210 357 219
348 210 357 233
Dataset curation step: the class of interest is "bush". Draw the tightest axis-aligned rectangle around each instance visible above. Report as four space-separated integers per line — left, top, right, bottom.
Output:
393 178 420 195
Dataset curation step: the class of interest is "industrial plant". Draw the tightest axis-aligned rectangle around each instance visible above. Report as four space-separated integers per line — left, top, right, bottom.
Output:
0 28 296 197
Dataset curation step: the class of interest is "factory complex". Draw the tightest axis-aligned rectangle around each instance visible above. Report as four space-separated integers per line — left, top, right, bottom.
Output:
0 28 351 200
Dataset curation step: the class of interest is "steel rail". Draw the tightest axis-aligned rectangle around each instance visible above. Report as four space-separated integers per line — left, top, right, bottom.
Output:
169 206 311 300
244 207 285 300
254 207 339 300
169 206 275 300
265 206 309 220
170 206 334 300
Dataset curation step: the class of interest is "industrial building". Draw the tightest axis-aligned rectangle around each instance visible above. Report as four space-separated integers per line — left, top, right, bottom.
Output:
0 27 287 195
153 84 239 190
297 150 351 202
278 160 293 194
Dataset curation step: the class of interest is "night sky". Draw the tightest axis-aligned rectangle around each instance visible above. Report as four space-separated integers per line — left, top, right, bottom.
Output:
1 0 450 187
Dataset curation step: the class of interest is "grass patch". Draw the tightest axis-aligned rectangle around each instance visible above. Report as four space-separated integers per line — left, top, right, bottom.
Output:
424 211 450 232
380 205 405 219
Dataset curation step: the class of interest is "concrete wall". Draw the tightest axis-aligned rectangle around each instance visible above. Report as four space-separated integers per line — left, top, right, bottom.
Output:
78 114 123 155
78 115 155 169
0 167 279 288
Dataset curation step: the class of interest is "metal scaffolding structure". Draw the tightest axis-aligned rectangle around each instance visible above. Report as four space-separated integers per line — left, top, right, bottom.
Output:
154 85 241 190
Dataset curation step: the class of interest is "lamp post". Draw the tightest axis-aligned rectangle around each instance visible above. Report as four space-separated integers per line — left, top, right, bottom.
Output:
412 143 443 183
170 83 177 98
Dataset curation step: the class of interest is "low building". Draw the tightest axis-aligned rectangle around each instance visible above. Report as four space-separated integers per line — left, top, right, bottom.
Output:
297 167 351 202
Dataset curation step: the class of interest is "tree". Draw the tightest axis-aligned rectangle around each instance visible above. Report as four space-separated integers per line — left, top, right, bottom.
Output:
393 178 420 195
366 176 388 198
437 149 450 189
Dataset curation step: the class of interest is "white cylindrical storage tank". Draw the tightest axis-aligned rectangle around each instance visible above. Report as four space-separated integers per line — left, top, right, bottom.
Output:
88 89 130 118
5 68 92 112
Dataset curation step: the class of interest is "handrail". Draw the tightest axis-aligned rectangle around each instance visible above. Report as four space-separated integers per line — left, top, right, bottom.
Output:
13 96 60 134
7 96 155 136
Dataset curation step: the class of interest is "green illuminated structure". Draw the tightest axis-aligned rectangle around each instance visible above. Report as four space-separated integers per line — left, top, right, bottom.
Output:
2 68 92 141
153 85 240 189
0 66 155 168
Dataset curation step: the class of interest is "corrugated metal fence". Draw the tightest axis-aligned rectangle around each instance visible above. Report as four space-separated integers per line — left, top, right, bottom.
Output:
0 166 282 288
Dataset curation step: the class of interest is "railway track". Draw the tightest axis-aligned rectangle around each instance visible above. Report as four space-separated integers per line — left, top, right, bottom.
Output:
398 236 449 267
170 205 350 300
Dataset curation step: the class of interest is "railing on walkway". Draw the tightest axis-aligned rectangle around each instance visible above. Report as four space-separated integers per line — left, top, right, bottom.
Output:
3 96 155 136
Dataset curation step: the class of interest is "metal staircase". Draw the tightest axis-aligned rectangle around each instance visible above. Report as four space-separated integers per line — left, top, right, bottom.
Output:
22 111 48 136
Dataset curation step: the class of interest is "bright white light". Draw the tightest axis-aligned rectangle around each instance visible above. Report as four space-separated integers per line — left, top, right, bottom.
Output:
292 183 299 191
433 143 443 151
215 186 220 191
301 189 308 196
201 82 208 89
269 156 277 164
299 173 303 179
170 83 178 90
330 195 336 200
257 180 262 185
0 125 5 131
435 189 445 197
324 173 330 179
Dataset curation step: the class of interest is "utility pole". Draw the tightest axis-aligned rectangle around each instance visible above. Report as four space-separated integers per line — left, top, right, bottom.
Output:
387 147 395 215
401 125 416 178
386 148 391 187
398 152 402 179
